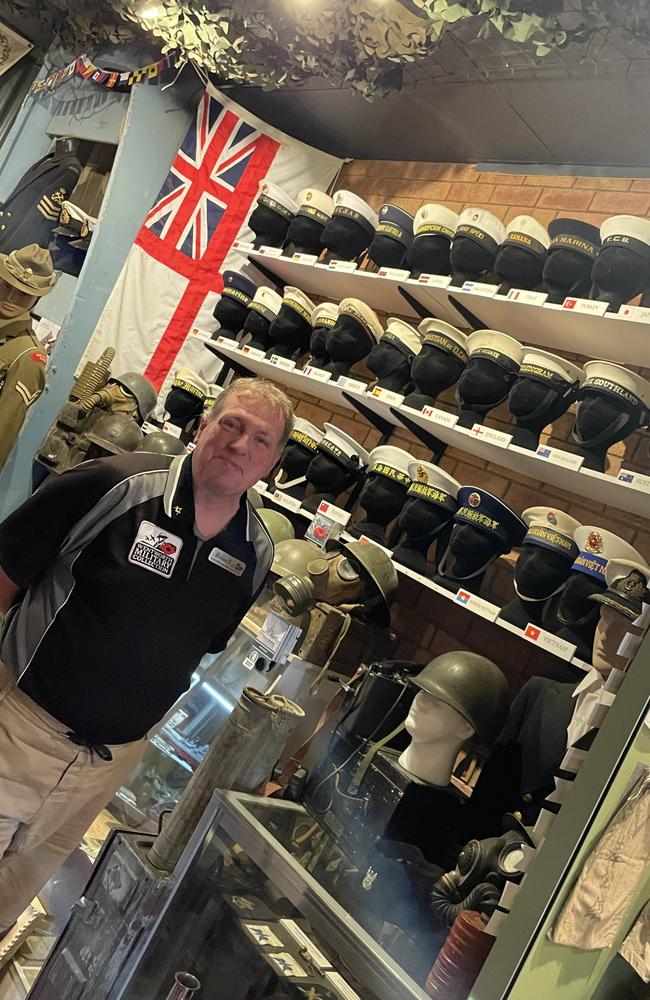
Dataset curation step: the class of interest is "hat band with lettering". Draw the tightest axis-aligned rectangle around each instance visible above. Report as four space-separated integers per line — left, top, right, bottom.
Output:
550 234 599 259
173 378 205 400
582 376 645 414
408 481 457 513
250 300 277 322
290 429 319 452
334 205 375 239
370 462 411 486
383 329 418 359
258 193 294 220
503 231 548 258
415 222 455 240
471 348 520 375
455 224 499 255
222 287 253 306
455 506 508 545
519 363 578 394
602 234 650 262
313 315 336 329
524 525 579 559
376 221 410 245
284 298 312 324
297 205 330 225
318 438 361 472
573 550 608 581
422 333 468 365
340 305 378 344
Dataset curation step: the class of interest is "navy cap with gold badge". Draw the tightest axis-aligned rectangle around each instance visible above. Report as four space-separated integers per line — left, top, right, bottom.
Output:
221 270 258 307
455 487 526 551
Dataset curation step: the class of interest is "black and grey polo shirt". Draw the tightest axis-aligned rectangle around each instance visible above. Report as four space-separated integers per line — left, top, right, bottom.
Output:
0 452 273 745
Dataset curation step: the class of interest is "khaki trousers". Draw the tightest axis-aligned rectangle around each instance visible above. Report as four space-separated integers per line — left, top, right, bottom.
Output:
0 679 145 926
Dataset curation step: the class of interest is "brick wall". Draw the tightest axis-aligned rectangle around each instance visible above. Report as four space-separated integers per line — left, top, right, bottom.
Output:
280 160 650 693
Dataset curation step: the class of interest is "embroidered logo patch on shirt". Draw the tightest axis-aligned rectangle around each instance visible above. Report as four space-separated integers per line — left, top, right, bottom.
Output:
208 546 246 576
128 520 183 578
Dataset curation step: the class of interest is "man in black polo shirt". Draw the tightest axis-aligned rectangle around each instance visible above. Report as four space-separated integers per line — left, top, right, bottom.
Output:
0 376 293 930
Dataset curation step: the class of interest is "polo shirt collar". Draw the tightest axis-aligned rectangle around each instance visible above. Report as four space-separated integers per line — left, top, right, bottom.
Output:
163 452 251 541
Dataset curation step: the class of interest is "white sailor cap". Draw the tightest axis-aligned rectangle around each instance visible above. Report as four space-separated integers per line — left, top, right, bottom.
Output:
319 423 370 468
173 367 208 399
605 557 650 589
311 302 338 327
257 180 298 219
582 361 650 410
383 318 424 358
519 350 584 388
297 188 334 223
289 417 323 452
592 557 650 619
282 286 316 325
338 298 383 345
503 215 551 258
368 445 413 486
600 215 650 257
413 204 459 241
249 285 283 321
522 507 582 559
456 208 506 253
466 329 524 373
407 461 460 512
572 527 643 583
418 319 469 365
333 190 379 238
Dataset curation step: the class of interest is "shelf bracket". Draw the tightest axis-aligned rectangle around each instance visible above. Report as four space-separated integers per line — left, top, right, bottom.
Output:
246 255 286 293
393 408 446 461
446 294 483 331
397 285 436 320
342 391 396 439
205 344 253 385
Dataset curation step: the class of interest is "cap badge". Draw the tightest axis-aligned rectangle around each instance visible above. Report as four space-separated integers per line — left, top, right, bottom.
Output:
381 206 388 215
336 193 343 204
586 530 604 554
261 182 269 193
616 570 648 598
468 491 481 508
306 191 312 201
547 511 558 525
416 464 428 483
471 212 480 222
421 209 428 219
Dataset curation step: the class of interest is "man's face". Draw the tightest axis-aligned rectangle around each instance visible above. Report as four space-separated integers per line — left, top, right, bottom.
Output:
0 278 38 319
193 392 284 497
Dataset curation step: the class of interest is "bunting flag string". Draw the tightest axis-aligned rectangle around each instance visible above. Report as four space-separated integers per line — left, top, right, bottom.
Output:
30 53 174 96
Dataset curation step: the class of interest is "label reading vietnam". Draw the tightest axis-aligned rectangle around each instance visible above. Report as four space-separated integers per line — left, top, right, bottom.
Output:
524 624 577 661
129 521 183 578
455 589 500 621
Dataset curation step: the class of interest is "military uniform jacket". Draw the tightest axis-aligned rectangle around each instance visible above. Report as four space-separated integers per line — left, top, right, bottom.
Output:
0 150 81 253
0 316 47 470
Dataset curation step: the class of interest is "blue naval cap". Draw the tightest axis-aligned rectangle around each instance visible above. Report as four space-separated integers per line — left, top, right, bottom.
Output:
221 270 257 306
376 203 415 249
455 487 526 551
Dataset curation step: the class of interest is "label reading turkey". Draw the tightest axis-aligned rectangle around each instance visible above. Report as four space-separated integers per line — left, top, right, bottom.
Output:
302 366 332 382
369 386 404 406
617 303 650 323
421 405 458 428
377 266 411 280
216 335 238 350
417 273 452 288
524 624 577 660
328 259 357 272
562 296 608 316
507 288 548 306
270 355 296 371
455 590 500 621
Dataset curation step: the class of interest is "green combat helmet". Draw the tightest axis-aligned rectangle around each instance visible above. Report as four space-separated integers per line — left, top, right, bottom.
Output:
135 431 186 456
85 411 144 455
256 509 295 544
411 652 510 745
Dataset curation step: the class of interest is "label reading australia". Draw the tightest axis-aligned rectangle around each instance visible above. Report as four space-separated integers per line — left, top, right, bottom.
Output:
129 521 183 578
208 547 246 576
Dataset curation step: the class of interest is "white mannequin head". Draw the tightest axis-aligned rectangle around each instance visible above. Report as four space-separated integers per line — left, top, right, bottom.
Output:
398 690 475 787
592 605 641 675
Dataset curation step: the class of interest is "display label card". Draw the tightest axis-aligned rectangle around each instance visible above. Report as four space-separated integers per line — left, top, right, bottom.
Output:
291 252 318 264
336 375 368 393
268 953 308 979
141 421 157 435
454 590 500 621
241 345 265 359
358 535 393 556
507 288 548 306
254 480 269 494
270 355 296 371
305 511 341 547
258 245 283 257
562 296 608 316
271 490 303 512
216 335 239 350
462 281 500 296
535 444 584 471
317 500 351 526
191 326 211 342
421 405 459 428
162 421 182 438
325 972 363 1000
302 365 332 382
617 468 650 491
281 919 332 971
617 303 650 323
232 240 254 252
243 923 284 949
369 386 404 406
328 259 357 272
416 273 452 288
377 266 411 280
524 624 577 660
186 442 196 453
470 423 512 448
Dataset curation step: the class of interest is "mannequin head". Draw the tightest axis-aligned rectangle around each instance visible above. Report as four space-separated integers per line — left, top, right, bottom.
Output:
309 302 338 369
367 204 414 269
592 605 637 675
266 288 315 359
324 298 382 377
403 320 468 411
399 690 475 786
543 218 601 304
248 182 297 249
283 188 333 255
367 319 423 394
351 445 412 545
406 204 458 278
494 216 549 294
450 208 505 285
0 244 58 319
213 271 257 335
571 361 650 472
322 191 378 261
590 215 650 311
508 350 583 451
457 330 523 428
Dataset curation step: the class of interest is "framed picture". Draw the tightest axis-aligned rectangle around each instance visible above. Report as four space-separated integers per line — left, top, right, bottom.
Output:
0 20 33 77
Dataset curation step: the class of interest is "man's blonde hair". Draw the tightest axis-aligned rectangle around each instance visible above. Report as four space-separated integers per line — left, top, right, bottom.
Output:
209 377 294 448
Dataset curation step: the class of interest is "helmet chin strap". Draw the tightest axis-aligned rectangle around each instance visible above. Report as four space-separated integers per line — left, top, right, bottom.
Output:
514 578 568 602
274 471 307 491
437 543 501 582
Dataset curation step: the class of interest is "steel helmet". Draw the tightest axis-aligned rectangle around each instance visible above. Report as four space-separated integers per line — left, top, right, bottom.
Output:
256 509 295 544
110 372 158 422
272 538 322 578
337 539 399 627
247 487 264 509
411 652 510 745
85 412 144 454
135 431 186 456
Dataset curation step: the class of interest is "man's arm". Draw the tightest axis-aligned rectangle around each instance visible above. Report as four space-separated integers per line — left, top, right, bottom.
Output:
0 565 20 614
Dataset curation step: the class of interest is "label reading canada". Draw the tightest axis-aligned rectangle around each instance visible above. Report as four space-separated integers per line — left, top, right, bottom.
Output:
378 266 411 280
240 345 265 359
317 500 350 526
618 468 650 491
370 386 404 406
562 296 608 316
617 303 650 323
455 590 500 621
535 444 584 471
421 405 458 428
462 281 500 296
336 375 368 393
270 355 296 371
328 259 357 272
507 288 548 306
271 490 303 512
302 365 332 382
524 624 577 661
417 273 452 288
470 424 512 448
216 335 239 350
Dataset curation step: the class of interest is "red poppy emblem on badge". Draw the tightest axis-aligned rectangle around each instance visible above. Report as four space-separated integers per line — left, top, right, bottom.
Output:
159 542 177 555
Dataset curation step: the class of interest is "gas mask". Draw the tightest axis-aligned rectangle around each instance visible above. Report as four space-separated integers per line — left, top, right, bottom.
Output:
274 551 366 617
78 383 138 417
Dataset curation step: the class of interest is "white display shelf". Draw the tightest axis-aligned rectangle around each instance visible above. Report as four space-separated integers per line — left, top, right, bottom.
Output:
449 289 650 367
245 250 468 327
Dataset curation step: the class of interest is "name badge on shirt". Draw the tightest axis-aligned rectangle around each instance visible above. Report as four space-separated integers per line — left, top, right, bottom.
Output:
209 547 246 576
128 521 183 578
